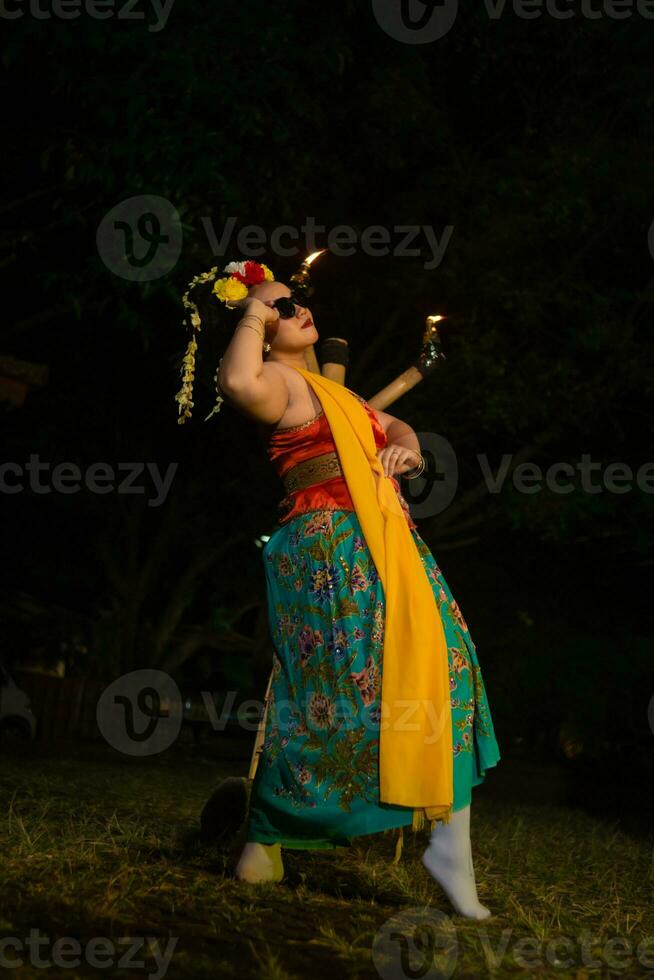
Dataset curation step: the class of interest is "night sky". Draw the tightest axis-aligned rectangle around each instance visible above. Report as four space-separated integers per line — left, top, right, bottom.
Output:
1 0 653 918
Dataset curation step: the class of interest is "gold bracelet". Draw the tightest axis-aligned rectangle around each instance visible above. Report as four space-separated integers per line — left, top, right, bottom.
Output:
405 459 425 479
240 311 265 326
236 319 265 341
403 451 425 479
238 312 265 329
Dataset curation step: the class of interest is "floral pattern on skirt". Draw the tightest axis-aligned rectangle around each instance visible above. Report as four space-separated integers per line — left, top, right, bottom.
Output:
246 509 501 849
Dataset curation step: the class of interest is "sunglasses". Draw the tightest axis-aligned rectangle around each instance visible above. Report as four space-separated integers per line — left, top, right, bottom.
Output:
271 295 304 319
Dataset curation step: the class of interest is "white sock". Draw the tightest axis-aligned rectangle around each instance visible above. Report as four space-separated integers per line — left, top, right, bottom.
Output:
421 805 491 920
235 842 284 883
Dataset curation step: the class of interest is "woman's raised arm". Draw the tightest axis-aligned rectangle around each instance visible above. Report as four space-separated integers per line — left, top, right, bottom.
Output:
218 298 289 425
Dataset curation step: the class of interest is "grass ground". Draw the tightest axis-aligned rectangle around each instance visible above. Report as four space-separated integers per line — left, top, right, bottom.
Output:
1 737 653 980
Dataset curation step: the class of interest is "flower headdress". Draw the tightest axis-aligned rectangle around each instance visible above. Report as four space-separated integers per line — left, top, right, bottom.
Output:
174 260 275 425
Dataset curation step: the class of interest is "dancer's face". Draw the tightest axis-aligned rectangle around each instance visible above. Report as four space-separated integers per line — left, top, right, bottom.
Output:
248 281 318 357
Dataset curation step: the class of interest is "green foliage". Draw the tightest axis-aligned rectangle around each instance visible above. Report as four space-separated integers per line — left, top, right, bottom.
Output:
2 4 653 679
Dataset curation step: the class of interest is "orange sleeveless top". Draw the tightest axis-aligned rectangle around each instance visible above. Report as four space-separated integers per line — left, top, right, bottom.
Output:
260 392 417 531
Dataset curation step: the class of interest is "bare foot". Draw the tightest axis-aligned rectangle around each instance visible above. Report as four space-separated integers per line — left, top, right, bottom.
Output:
421 806 492 920
421 839 491 920
235 842 284 883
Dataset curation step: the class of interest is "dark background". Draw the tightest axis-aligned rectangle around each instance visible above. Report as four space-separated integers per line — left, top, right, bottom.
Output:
1 2 653 818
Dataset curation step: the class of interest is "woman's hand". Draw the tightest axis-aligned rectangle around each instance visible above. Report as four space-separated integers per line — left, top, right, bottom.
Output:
230 296 280 325
377 444 421 478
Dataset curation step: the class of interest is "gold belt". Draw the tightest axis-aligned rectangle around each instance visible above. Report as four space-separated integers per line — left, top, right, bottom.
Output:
282 451 343 494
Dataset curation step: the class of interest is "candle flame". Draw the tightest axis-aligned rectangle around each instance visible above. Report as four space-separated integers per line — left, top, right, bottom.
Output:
426 314 445 324
304 249 326 267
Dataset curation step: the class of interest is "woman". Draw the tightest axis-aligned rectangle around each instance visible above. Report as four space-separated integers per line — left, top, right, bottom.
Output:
216 274 501 920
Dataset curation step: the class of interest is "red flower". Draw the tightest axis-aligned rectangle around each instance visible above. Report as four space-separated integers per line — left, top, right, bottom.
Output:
232 261 266 287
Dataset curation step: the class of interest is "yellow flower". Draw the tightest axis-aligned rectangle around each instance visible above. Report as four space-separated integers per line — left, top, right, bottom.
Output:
212 277 248 303
261 263 275 282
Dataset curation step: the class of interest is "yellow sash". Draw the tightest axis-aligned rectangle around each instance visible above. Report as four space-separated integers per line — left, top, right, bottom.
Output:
290 367 453 826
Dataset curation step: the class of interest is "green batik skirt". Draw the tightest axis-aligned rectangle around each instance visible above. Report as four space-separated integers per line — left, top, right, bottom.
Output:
245 509 501 850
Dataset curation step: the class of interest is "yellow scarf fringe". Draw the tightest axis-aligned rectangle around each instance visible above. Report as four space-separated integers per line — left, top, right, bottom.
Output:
389 810 451 864
291 368 453 833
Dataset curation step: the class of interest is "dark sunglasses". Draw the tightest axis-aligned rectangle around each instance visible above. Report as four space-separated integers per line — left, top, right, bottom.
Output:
271 295 303 319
